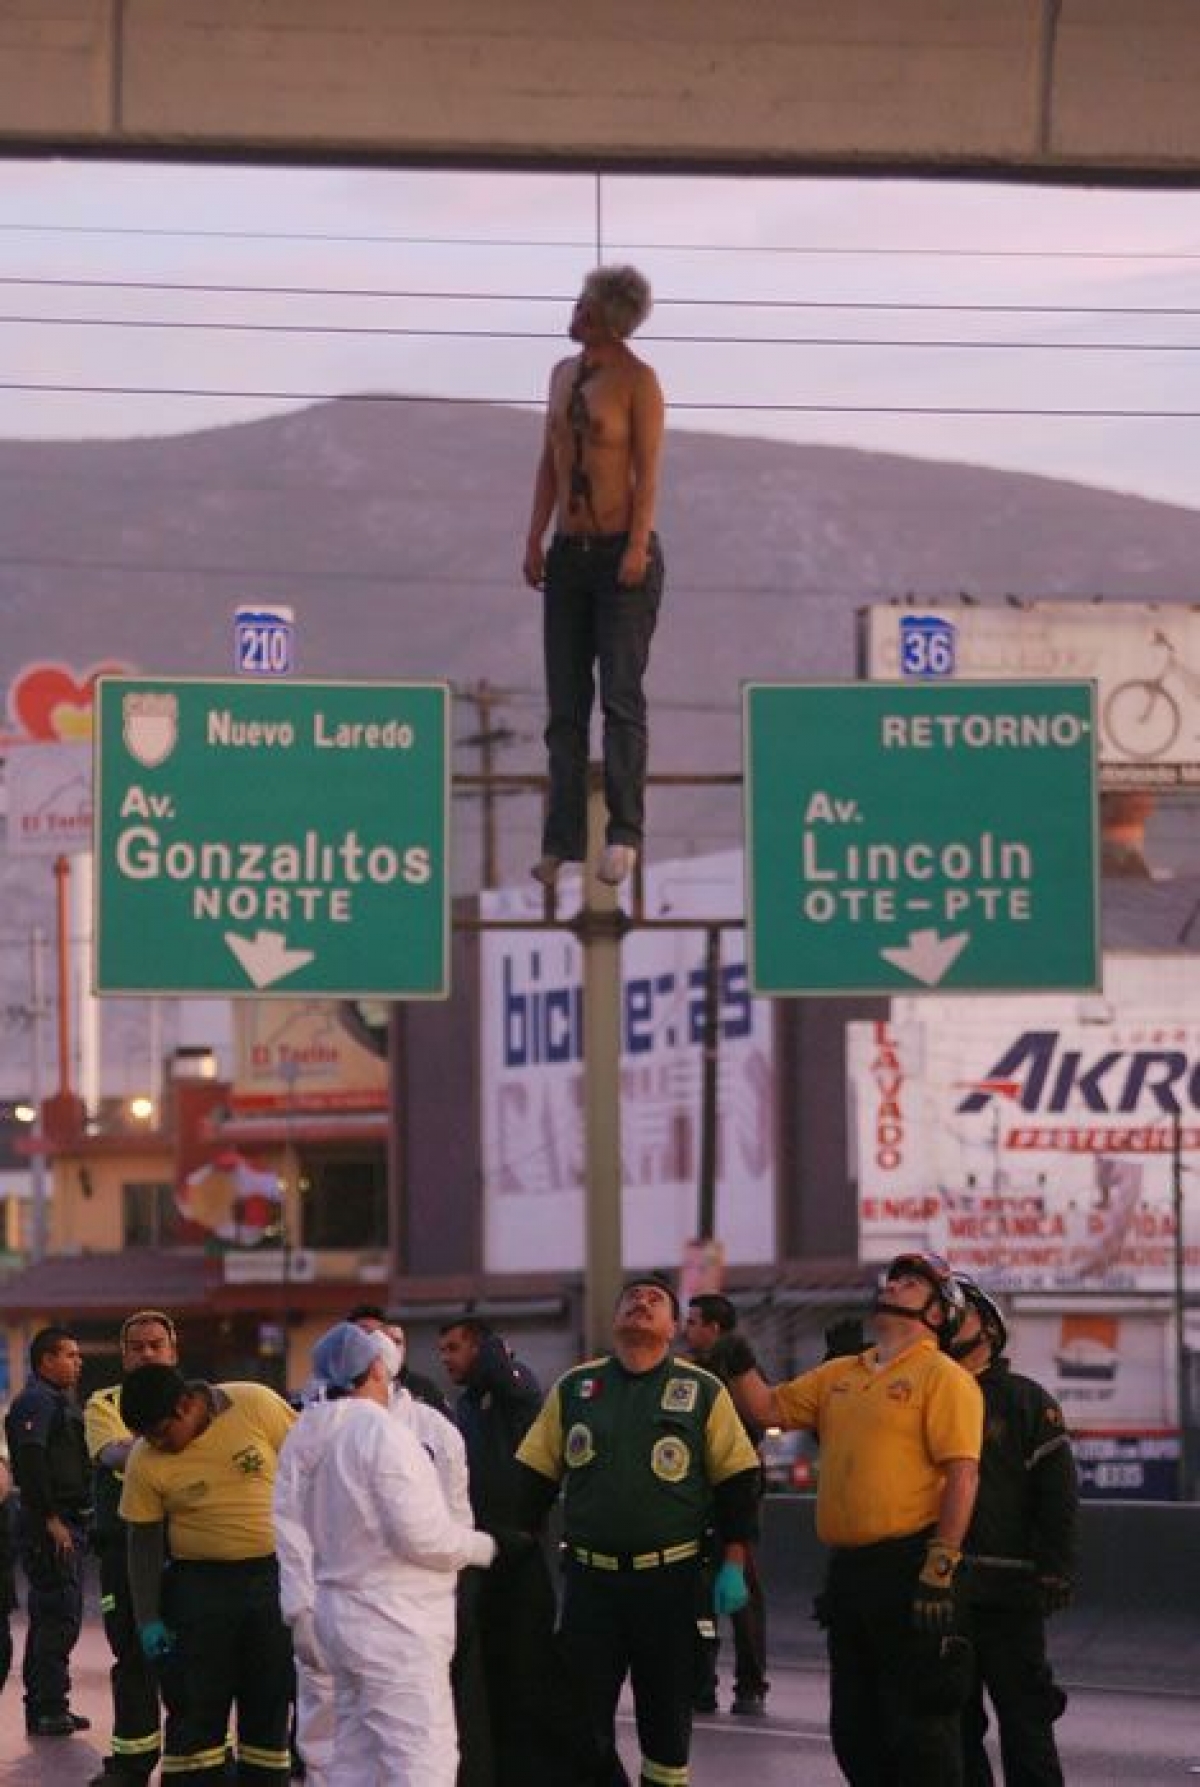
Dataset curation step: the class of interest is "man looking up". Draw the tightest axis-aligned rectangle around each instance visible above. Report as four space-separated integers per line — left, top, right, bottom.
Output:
4 1325 91 1739
727 1253 984 1787
517 1274 759 1787
85 1310 179 1786
943 1276 1077 1787
522 263 666 890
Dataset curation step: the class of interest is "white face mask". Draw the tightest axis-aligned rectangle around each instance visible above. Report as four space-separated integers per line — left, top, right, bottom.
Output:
372 1332 404 1382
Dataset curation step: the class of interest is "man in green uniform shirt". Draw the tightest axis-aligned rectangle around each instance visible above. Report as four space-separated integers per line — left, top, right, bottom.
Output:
516 1274 760 1787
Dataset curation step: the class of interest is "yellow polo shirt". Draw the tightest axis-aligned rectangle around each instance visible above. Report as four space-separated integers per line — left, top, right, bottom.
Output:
119 1382 295 1561
775 1338 982 1549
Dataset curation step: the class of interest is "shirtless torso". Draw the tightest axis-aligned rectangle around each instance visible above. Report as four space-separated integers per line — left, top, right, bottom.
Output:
525 339 664 590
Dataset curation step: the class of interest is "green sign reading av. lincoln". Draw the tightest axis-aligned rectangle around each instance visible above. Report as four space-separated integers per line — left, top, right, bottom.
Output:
744 681 1099 995
95 677 450 998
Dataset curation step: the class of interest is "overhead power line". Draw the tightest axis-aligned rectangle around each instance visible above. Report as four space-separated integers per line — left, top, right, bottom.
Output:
2 220 1200 262
3 314 1199 353
4 274 1200 318
3 381 1200 419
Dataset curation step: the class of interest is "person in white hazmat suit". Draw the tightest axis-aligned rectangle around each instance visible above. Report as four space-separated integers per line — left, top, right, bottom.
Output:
277 1322 475 1783
273 1322 501 1787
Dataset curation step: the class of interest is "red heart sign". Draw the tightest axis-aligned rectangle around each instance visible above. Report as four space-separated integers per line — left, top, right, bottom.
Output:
9 660 131 740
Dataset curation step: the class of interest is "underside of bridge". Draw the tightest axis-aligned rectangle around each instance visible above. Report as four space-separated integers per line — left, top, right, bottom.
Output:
2 2 1199 182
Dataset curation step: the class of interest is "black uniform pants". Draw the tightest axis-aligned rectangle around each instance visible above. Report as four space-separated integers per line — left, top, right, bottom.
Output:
18 1511 85 1722
542 532 664 858
825 1534 964 1787
453 1568 495 1787
559 1551 698 1786
694 1544 768 1704
97 1537 161 1777
963 1600 1066 1787
159 1556 292 1785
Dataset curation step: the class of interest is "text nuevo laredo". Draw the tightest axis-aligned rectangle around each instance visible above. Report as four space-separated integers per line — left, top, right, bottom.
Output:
206 708 416 750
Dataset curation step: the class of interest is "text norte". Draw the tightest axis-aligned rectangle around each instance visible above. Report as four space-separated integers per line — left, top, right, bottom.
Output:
958 1030 1200 1114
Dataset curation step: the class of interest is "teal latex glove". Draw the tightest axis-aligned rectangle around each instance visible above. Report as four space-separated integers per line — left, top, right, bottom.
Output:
713 1560 749 1616
139 1618 175 1661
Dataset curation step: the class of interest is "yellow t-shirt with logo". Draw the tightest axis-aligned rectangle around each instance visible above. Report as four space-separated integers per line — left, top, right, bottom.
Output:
84 1383 130 1461
119 1382 295 1561
775 1338 982 1549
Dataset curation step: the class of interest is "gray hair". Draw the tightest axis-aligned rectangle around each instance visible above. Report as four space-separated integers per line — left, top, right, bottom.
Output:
582 264 653 339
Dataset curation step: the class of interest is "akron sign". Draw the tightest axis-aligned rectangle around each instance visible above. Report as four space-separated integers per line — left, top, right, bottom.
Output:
94 677 450 998
744 681 1100 996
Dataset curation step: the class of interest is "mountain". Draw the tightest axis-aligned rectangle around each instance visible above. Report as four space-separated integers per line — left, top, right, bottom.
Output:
2 400 1200 1083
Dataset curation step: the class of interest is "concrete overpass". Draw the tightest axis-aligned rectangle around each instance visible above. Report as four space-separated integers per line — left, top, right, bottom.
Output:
2 1 1200 181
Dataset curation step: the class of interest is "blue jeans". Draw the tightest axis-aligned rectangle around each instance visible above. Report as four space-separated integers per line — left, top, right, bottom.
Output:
541 531 664 859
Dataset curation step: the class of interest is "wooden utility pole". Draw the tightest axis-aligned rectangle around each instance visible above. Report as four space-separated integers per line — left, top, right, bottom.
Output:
457 681 519 888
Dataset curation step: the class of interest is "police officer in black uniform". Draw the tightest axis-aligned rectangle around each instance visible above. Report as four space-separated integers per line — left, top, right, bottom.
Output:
439 1316 550 1785
943 1276 1078 1787
4 1324 92 1738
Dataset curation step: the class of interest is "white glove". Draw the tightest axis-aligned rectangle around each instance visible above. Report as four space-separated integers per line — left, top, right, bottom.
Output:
290 1609 326 1672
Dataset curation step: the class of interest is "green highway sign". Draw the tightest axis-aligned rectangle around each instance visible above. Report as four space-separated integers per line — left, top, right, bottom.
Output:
744 681 1099 996
95 677 450 998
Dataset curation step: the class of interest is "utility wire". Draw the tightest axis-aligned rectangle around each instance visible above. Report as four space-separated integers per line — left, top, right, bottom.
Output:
3 382 1200 418
3 314 1199 352
3 221 1200 262
5 274 1200 317
0 551 1183 612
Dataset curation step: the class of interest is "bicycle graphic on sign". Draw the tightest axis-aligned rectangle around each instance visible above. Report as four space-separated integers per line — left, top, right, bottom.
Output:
1103 629 1200 759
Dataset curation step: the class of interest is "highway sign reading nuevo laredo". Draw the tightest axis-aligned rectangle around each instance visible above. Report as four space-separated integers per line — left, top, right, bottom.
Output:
744 681 1099 996
94 677 450 998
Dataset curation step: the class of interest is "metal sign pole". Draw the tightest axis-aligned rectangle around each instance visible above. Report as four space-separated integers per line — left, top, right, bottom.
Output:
28 927 48 1262
580 779 626 1357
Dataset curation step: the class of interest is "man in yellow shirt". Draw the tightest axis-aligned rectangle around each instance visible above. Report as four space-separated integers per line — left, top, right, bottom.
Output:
728 1252 983 1787
84 1309 179 1786
118 1365 296 1787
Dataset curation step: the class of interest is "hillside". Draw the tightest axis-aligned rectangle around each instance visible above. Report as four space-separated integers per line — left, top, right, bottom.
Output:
2 401 1200 1082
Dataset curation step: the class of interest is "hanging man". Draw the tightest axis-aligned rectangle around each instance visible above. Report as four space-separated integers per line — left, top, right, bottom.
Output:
523 264 666 890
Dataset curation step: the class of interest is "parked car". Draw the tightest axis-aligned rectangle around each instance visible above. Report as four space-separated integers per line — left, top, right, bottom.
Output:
760 1426 819 1492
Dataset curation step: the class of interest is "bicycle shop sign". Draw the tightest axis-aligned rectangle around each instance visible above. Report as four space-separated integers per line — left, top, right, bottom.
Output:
861 601 1200 789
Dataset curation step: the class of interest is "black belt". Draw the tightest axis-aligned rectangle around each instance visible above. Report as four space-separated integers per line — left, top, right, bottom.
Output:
552 530 628 553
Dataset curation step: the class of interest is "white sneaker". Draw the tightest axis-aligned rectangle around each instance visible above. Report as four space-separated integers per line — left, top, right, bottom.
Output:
597 844 637 886
531 855 563 889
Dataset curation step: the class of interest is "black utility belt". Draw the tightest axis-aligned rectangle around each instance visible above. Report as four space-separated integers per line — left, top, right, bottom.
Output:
569 1539 701 1572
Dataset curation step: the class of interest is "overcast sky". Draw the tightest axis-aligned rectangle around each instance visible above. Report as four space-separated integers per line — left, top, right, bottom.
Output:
2 160 1200 507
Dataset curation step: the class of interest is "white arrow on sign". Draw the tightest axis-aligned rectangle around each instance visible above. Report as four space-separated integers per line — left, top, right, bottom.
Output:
879 927 970 987
224 928 315 990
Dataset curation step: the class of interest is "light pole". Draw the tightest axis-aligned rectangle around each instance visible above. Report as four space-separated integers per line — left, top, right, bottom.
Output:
1171 1103 1190 1501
